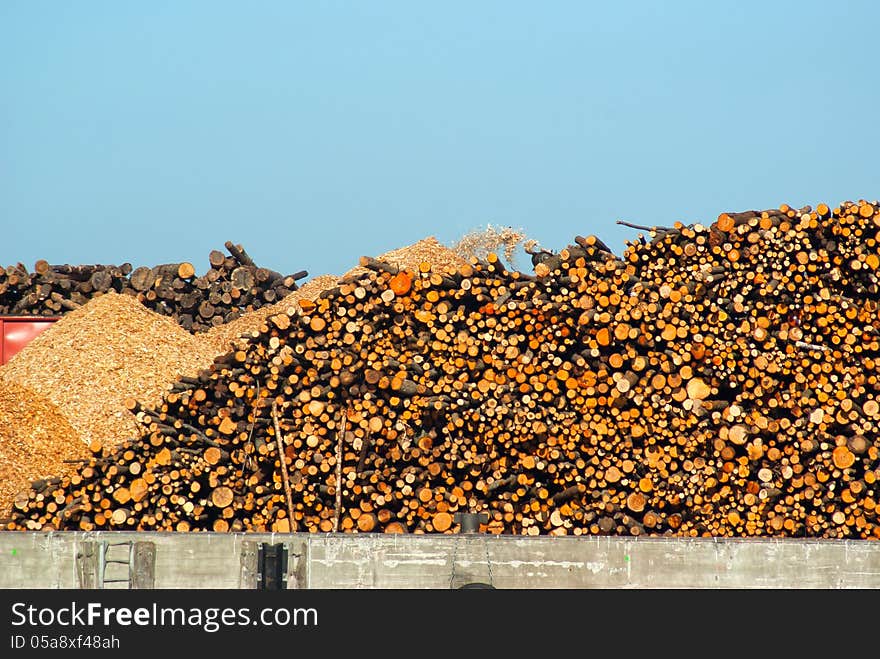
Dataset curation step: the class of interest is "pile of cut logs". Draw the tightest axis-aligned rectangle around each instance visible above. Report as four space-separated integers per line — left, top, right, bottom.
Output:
8 199 880 539
0 242 306 333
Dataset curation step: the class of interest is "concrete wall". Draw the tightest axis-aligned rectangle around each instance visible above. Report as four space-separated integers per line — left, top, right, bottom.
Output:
1 531 879 588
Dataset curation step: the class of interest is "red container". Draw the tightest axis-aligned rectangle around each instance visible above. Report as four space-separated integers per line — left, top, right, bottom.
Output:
0 316 59 365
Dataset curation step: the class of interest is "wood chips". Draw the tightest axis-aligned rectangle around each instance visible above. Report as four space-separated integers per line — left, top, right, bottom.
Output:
0 291 221 451
0 380 85 517
344 236 469 279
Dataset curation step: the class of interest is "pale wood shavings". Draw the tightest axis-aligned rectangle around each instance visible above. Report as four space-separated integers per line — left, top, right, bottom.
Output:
344 236 469 279
450 224 531 268
0 380 85 516
0 291 220 450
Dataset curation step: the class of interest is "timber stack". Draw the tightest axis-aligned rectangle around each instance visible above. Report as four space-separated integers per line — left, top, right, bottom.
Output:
7 199 880 540
0 241 307 333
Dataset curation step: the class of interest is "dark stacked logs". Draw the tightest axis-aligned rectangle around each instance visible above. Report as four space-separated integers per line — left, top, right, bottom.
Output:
9 199 880 539
0 242 307 333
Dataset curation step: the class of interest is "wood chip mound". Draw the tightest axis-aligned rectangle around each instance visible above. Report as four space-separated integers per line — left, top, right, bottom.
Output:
0 380 85 517
344 236 470 279
203 274 341 354
0 291 221 450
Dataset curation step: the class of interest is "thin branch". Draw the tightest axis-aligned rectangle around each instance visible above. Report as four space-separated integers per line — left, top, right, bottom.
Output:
271 400 297 532
793 340 831 353
616 220 656 232
333 410 348 533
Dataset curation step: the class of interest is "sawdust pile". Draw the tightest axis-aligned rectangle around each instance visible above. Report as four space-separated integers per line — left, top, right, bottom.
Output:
450 224 533 268
0 291 220 450
0 380 85 516
344 236 470 279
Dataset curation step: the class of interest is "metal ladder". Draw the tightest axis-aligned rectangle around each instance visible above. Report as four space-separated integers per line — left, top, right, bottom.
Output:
97 541 135 589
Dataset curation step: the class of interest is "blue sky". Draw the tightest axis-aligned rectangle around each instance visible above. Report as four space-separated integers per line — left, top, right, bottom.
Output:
2 2 879 278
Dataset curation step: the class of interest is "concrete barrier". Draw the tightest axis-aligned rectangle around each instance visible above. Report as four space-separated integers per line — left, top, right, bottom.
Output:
1 532 878 588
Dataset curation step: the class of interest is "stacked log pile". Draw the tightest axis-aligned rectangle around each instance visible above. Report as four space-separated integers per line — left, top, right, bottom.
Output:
203 275 341 356
8 199 880 539
0 241 306 333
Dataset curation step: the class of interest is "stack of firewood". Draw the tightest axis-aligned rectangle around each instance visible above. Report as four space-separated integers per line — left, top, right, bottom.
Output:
8 200 880 539
0 241 306 333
